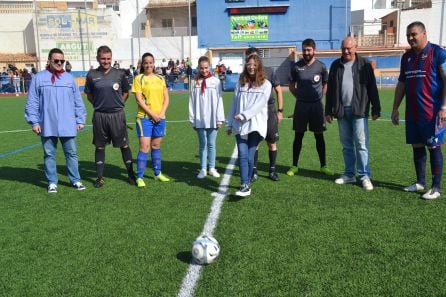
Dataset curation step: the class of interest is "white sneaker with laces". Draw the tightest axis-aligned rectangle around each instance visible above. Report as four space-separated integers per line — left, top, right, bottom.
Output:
335 175 356 185
197 169 207 179
73 182 86 191
235 184 251 197
47 183 57 193
403 183 425 192
361 177 374 191
422 188 441 200
208 168 221 178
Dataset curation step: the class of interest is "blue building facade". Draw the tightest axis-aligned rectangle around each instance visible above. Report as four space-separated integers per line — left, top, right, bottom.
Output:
196 0 351 50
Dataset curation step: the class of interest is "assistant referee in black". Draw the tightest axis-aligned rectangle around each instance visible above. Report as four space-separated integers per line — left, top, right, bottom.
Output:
85 45 136 188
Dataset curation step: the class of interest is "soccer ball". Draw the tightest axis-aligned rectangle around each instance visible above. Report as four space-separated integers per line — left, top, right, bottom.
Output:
191 235 220 265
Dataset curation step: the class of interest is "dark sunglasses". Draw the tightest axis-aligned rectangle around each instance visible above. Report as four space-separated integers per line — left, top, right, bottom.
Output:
52 59 66 64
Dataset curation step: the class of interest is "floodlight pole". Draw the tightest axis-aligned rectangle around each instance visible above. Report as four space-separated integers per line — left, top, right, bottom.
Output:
188 0 192 59
345 0 348 35
440 0 445 46
84 0 91 68
137 0 141 60
188 0 192 90
33 0 42 70
78 9 86 71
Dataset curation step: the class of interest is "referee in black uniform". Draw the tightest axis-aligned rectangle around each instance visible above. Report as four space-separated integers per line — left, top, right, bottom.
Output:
245 47 283 181
287 38 333 177
85 45 136 187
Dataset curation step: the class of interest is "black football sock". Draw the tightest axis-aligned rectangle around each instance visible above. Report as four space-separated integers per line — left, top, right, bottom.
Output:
253 149 259 174
314 133 326 167
413 146 427 186
269 150 277 172
293 132 304 167
95 148 105 178
120 146 135 177
429 146 443 190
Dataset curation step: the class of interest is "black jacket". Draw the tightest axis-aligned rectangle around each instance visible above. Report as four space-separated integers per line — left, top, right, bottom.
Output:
325 54 381 119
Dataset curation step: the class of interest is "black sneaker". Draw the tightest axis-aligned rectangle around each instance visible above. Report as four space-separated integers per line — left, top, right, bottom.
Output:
128 175 136 186
94 177 105 188
268 171 279 181
251 173 258 183
235 184 251 197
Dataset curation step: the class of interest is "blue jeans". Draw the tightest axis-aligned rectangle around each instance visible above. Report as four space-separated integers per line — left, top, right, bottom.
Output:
196 128 218 169
337 106 370 178
236 132 263 185
41 136 81 185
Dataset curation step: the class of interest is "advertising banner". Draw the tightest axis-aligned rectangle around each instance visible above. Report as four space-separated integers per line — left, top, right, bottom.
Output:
230 14 268 42
36 10 113 63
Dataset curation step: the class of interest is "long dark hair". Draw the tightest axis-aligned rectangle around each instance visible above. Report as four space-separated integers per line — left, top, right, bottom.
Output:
140 52 155 74
239 54 266 87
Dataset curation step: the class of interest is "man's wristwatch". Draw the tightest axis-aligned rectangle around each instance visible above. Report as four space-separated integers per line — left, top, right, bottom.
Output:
277 108 283 113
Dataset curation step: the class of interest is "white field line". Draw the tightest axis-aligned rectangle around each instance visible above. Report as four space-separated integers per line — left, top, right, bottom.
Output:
177 145 238 297
0 121 192 134
0 118 399 135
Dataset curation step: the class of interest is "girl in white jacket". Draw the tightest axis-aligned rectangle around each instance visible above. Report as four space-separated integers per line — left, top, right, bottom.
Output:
227 54 271 197
189 56 225 179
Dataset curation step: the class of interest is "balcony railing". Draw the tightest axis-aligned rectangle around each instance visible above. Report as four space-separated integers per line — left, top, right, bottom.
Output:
0 3 33 13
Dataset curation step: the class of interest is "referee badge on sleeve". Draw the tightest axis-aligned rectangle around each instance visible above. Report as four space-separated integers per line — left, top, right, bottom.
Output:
113 83 120 90
313 75 320 82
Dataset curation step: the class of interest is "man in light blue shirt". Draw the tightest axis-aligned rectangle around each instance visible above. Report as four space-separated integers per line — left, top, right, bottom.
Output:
25 48 87 193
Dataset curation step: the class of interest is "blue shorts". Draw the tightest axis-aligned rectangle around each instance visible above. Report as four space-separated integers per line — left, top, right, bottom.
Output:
406 120 444 147
136 118 166 138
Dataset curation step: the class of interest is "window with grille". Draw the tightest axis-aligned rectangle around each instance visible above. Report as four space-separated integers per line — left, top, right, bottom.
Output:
162 19 173 28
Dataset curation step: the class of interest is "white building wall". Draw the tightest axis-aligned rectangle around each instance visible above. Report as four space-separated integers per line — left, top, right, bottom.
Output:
0 13 35 53
397 1 446 46
117 0 148 38
351 8 396 35
351 0 393 11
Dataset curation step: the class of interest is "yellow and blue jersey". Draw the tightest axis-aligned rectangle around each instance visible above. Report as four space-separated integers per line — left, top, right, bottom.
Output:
132 74 167 119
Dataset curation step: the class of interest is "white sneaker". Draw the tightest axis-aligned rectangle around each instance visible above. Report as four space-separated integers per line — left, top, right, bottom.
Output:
47 183 57 193
72 182 86 191
361 177 374 191
422 188 441 200
208 168 221 178
403 183 425 192
197 169 207 179
335 175 356 185
235 184 251 197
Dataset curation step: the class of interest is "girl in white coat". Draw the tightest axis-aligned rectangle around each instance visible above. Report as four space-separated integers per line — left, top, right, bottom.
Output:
227 54 271 197
189 56 225 178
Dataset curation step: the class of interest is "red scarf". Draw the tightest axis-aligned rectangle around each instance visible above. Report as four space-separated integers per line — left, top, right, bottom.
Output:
200 73 213 94
248 78 255 90
46 65 65 84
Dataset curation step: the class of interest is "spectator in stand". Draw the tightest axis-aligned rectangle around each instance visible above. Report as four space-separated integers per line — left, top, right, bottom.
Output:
226 67 233 74
160 58 168 76
126 68 134 86
167 58 175 72
1 66 7 76
65 61 72 72
23 68 32 93
113 60 120 69
8 69 13 86
13 70 21 96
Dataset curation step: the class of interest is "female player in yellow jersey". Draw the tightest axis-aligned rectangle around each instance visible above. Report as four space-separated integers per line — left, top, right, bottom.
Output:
132 52 170 187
